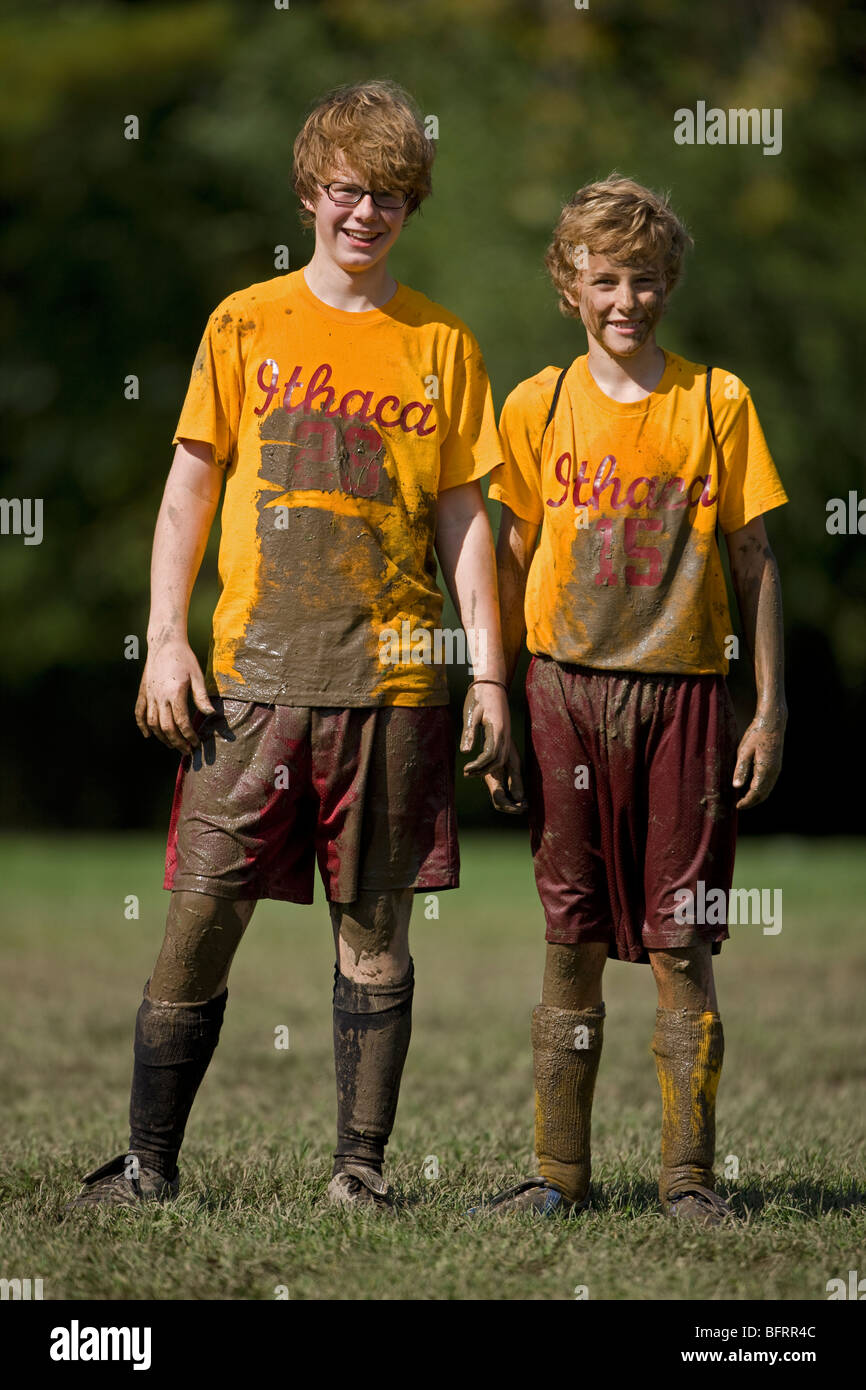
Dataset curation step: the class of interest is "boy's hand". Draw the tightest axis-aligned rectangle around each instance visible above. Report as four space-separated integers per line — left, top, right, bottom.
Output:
483 738 528 814
135 638 215 755
460 682 509 776
732 711 785 810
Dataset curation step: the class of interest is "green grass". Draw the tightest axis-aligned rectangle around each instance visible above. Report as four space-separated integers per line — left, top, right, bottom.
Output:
1 832 864 1301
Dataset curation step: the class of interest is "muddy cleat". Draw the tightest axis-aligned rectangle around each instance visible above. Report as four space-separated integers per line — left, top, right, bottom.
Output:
326 1162 395 1212
65 1153 179 1213
663 1184 735 1227
467 1176 586 1217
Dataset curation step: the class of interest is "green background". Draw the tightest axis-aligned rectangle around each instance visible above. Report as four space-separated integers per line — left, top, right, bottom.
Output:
1 0 864 832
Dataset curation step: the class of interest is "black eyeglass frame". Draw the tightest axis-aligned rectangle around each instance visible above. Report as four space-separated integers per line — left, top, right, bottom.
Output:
319 182 409 210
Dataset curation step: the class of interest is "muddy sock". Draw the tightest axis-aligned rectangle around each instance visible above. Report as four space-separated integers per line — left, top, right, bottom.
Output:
332 961 414 1177
532 1002 605 1204
651 1008 724 1205
127 984 228 1180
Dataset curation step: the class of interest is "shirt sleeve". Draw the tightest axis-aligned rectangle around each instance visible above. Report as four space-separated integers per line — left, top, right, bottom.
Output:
714 378 788 534
437 337 503 492
487 377 556 525
172 305 245 469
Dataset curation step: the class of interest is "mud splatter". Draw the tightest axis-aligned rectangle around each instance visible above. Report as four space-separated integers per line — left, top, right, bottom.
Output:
332 965 414 1174
149 892 251 1004
129 984 228 1178
532 1002 604 1204
562 512 725 672
330 890 411 973
651 1007 723 1202
217 406 443 703
541 941 608 1010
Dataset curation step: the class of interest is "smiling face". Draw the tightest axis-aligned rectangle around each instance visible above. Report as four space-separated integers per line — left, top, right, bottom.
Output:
302 160 408 279
569 252 668 358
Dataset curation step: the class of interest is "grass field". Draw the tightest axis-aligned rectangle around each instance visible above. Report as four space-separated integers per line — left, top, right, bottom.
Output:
1 832 864 1302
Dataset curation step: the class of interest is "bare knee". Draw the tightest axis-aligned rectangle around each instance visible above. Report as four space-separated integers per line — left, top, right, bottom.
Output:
331 889 413 984
541 941 608 1010
149 892 255 1004
649 944 717 1012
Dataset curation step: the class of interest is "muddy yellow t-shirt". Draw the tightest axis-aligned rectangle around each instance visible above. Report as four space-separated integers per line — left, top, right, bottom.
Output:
173 271 501 705
489 352 787 674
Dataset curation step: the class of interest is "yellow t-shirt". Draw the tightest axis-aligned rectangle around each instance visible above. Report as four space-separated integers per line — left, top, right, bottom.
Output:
489 351 787 675
173 270 502 705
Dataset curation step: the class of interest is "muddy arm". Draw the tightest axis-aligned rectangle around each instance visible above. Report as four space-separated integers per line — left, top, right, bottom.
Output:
435 480 509 775
496 504 539 688
134 438 224 754
725 513 787 810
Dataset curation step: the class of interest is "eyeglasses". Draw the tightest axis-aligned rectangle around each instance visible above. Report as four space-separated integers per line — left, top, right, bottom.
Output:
321 182 408 210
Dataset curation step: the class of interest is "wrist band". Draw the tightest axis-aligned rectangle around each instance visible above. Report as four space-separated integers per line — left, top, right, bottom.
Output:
470 678 509 692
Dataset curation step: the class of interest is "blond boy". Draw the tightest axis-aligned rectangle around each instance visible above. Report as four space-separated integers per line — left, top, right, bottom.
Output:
481 177 787 1223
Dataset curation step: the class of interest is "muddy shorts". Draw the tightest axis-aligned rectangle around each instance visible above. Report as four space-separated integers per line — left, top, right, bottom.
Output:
163 699 459 904
526 655 739 963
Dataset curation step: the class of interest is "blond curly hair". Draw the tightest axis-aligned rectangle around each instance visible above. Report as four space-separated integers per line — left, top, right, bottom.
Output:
545 175 693 318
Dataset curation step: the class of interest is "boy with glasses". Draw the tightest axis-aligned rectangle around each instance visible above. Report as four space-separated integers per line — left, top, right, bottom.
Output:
69 80 509 1213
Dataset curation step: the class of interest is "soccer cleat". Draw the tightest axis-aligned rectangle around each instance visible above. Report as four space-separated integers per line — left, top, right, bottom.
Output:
662 1184 735 1227
467 1176 586 1217
65 1152 179 1212
326 1162 395 1212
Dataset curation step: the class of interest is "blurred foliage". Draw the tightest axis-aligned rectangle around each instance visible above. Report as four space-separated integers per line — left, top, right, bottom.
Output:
1 0 864 830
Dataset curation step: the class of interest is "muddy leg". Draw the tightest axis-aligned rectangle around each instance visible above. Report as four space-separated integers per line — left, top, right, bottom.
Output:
649 943 723 1206
649 941 718 1013
128 892 255 1179
541 941 608 1011
532 942 608 1203
330 889 414 1177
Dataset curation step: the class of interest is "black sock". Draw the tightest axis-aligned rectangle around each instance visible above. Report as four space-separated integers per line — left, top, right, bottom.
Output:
332 961 414 1177
127 984 227 1180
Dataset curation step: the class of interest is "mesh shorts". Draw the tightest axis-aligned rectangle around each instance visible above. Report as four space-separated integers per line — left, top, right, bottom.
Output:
526 655 739 963
164 698 459 904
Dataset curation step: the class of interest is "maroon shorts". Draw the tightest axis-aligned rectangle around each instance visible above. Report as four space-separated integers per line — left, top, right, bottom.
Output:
526 656 739 963
164 699 459 904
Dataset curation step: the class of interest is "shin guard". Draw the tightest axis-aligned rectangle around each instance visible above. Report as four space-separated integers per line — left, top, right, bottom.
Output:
128 984 227 1180
332 962 414 1177
532 1002 605 1205
651 1008 724 1205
